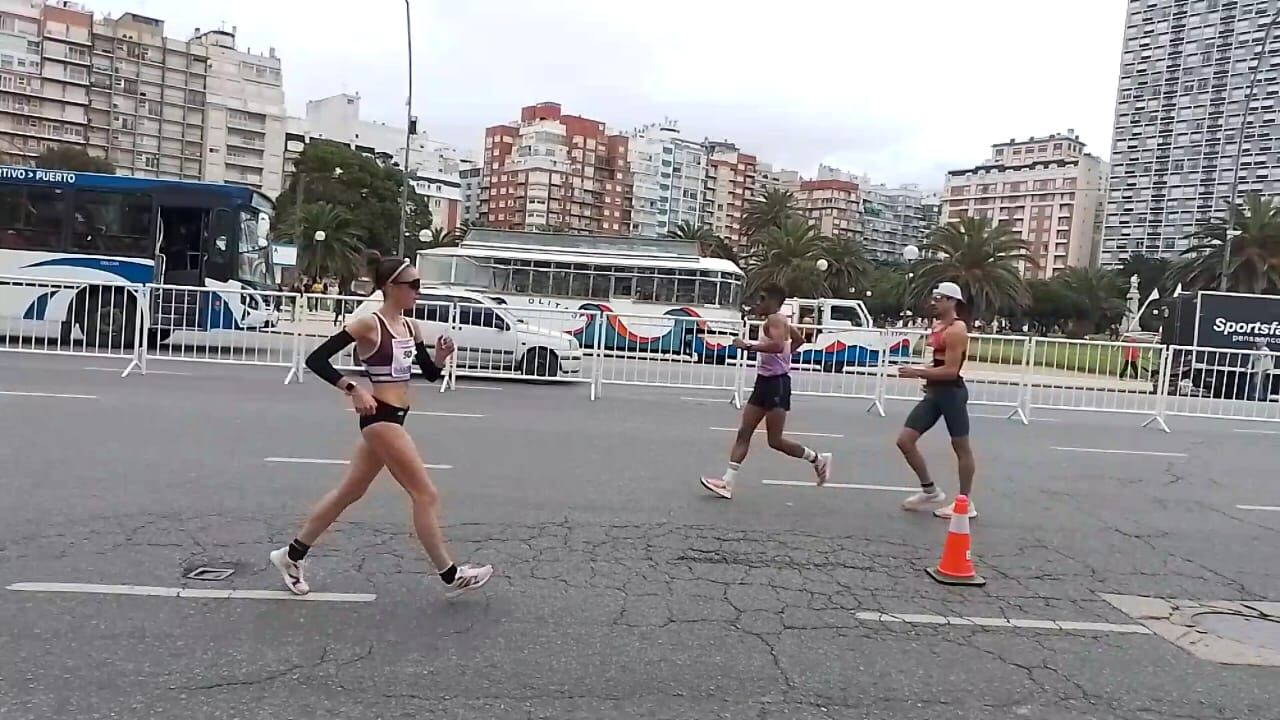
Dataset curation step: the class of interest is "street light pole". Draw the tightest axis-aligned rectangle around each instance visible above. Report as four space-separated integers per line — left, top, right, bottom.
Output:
1219 7 1280 291
397 0 414 259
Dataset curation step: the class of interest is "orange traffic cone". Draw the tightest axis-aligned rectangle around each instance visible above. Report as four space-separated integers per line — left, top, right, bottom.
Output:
925 495 986 586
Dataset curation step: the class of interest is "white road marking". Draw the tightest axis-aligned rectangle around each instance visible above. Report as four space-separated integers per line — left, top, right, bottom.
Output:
455 385 504 391
682 396 729 403
1233 429 1280 435
345 409 485 418
1236 505 1280 512
764 479 918 493
84 366 191 376
972 412 1059 422
709 426 845 438
853 611 1152 635
265 457 452 470
0 390 97 399
7 582 374 602
1051 447 1187 458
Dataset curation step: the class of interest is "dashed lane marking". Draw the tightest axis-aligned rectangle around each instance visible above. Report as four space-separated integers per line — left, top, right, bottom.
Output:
7 582 375 602
265 457 452 470
0 390 97 399
853 611 1153 634
709 426 844 438
1236 505 1280 512
1052 446 1187 457
763 479 918 492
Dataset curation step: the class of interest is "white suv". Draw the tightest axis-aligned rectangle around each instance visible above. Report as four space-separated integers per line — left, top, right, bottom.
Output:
352 288 583 378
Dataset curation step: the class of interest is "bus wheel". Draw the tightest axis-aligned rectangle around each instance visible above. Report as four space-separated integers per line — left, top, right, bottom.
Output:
522 347 558 378
147 329 173 347
75 289 135 350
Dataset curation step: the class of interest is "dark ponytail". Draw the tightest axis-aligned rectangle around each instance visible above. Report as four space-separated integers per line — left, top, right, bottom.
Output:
365 250 411 288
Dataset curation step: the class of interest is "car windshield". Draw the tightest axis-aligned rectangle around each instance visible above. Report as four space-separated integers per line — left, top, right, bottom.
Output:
237 209 273 287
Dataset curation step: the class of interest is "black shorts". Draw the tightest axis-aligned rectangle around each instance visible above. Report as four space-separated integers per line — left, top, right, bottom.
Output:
359 399 409 430
904 382 969 438
748 374 791 412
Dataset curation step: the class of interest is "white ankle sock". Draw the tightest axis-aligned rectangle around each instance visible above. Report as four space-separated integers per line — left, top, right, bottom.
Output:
724 462 741 487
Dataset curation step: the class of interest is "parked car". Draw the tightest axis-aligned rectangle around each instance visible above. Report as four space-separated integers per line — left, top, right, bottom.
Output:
350 287 583 378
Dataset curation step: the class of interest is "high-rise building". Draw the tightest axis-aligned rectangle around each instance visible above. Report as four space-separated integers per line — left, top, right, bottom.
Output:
757 163 801 195
1102 0 1280 266
410 169 461 234
480 102 631 235
794 178 860 241
87 13 209 181
192 28 285 197
861 182 932 261
458 163 482 223
704 139 757 246
0 0 92 163
942 132 1108 279
626 120 706 237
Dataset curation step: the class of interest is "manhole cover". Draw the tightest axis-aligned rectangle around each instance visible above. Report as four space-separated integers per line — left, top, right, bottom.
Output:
185 567 235 581
1192 613 1280 653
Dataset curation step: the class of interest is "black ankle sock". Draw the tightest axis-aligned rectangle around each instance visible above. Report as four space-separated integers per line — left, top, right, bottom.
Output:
920 483 937 494
439 564 458 585
287 538 310 562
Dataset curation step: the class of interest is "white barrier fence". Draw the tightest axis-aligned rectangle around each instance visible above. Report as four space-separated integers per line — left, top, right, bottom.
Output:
4 275 1280 431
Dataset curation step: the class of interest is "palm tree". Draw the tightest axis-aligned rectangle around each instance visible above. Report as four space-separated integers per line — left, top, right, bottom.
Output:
667 221 739 265
294 202 364 282
741 217 837 298
742 188 799 240
1053 266 1127 336
1119 252 1172 300
822 233 872 301
451 218 486 244
1169 193 1280 293
907 217 1035 320
426 226 455 248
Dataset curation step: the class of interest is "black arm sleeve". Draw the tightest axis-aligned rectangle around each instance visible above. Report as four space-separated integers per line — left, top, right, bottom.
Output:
306 330 356 388
415 341 444 383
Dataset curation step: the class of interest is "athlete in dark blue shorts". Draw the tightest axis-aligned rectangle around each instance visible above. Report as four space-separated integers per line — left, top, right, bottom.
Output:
895 282 978 519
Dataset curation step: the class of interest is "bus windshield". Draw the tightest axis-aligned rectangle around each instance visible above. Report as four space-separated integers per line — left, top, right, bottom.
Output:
237 209 272 287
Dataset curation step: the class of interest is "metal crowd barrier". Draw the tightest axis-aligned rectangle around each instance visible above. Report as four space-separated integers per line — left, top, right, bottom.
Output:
595 310 747 403
0 273 145 374
883 330 1031 423
1023 336 1168 430
1161 345 1280 426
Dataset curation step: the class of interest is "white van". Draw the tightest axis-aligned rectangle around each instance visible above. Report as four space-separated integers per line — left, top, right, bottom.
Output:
351 287 583 378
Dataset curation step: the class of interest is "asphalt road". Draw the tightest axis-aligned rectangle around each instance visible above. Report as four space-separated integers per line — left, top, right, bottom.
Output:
1 352 1277 719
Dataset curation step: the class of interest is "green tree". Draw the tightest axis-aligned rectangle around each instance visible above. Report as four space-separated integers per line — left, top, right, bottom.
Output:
907 217 1035 320
294 203 364 283
35 146 114 174
1119 253 1172 300
862 264 910 322
275 142 431 257
425 226 456 248
1024 278 1084 335
1169 193 1280 294
741 217 840 298
451 218 486 243
822 233 872 301
742 188 799 240
1054 266 1127 336
668 221 739 265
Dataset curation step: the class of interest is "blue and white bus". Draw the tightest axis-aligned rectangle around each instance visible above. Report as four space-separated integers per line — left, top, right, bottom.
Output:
0 166 276 348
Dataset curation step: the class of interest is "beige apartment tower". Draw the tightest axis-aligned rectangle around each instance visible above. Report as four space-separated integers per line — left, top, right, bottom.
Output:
942 132 1108 279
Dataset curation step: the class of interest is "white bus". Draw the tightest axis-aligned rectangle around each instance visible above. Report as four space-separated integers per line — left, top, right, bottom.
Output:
417 230 745 357
0 166 277 348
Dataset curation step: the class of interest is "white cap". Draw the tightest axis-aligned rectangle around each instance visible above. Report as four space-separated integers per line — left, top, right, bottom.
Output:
932 282 964 302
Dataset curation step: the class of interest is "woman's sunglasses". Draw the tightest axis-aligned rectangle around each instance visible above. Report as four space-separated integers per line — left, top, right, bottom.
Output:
392 278 422 291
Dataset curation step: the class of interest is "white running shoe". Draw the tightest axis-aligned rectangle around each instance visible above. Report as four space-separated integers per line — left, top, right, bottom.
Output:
445 564 494 599
269 547 310 596
700 476 733 499
934 501 978 519
901 489 947 512
813 453 833 486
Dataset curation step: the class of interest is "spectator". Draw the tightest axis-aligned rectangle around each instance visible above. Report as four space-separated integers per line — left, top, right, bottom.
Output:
1120 335 1141 379
1249 341 1275 401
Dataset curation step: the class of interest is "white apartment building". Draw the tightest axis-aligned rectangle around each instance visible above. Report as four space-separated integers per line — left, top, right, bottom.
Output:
943 132 1108 279
1102 0 1280 265
410 169 461 234
458 163 482 224
704 140 758 246
0 0 92 163
861 181 932 261
192 28 285 197
627 120 706 237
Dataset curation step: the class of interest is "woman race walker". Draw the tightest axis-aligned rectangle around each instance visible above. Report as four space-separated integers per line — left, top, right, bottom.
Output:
269 253 494 598
895 281 978 519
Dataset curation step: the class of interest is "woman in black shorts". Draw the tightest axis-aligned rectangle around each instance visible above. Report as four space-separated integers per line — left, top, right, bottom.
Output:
269 252 493 598
895 281 977 519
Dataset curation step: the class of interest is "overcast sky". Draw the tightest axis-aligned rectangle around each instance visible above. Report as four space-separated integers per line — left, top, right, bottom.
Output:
92 0 1128 189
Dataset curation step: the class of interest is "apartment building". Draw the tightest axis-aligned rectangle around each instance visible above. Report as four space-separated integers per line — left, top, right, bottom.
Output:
192 28 285 197
411 169 461 234
627 120 706 237
1101 0 1280 265
704 139 757 246
794 178 860 241
481 102 631 235
0 0 92 162
458 163 482 224
943 132 1108 279
860 182 934 261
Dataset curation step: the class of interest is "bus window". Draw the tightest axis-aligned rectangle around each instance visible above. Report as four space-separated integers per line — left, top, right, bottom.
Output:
205 208 237 282
70 190 153 257
611 273 633 298
529 267 551 295
550 268 571 297
587 272 610 299
0 186 65 251
675 277 697 304
511 267 531 293
634 275 656 302
237 210 272 286
655 277 676 303
569 269 592 298
697 279 718 306
828 304 867 328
